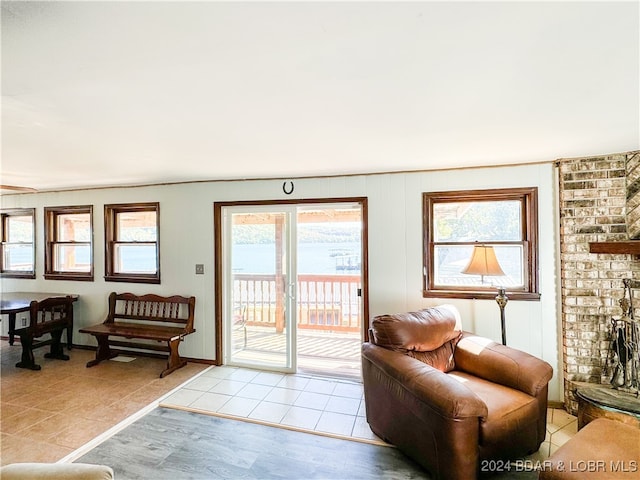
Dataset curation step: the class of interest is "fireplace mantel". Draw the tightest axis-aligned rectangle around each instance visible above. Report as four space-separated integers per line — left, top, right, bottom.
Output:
589 241 640 255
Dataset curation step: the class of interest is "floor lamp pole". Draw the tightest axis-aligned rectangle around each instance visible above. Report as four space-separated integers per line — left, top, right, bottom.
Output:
495 288 509 345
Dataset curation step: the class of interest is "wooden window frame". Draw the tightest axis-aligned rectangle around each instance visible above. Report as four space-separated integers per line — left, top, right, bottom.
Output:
423 187 540 300
44 205 94 281
0 208 36 279
104 202 160 284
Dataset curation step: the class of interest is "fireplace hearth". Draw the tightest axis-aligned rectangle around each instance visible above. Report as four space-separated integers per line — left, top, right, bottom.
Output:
576 278 640 429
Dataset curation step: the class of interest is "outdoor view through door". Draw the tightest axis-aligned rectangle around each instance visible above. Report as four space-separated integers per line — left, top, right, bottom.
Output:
217 200 365 379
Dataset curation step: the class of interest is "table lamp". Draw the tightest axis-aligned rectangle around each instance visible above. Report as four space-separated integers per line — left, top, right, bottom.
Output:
461 244 509 345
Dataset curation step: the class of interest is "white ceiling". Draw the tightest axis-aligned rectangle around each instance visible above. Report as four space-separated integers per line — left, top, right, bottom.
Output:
1 1 639 192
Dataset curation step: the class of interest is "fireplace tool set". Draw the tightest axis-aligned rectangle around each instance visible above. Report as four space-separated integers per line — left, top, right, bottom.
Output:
606 278 640 396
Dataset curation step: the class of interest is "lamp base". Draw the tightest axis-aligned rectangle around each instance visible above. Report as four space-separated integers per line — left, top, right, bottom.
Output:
495 288 509 345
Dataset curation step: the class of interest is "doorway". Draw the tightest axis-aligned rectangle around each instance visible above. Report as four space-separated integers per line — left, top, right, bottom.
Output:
214 198 368 379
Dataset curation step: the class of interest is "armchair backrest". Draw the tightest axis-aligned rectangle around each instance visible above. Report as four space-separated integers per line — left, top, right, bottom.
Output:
370 304 463 372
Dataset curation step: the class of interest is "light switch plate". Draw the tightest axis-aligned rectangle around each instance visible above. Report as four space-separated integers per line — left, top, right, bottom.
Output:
195 264 204 274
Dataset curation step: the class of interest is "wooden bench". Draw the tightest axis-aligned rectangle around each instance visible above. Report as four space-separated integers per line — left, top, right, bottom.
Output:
13 296 75 370
79 292 196 378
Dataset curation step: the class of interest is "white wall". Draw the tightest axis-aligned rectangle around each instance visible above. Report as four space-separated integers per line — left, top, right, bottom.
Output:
0 162 562 401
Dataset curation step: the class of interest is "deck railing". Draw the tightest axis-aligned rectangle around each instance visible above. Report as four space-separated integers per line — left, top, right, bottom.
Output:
233 273 361 333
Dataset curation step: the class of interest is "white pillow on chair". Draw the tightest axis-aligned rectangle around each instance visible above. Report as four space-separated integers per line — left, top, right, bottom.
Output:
0 463 114 480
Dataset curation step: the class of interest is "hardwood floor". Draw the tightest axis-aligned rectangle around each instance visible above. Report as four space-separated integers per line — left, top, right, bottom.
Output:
76 406 554 479
0 340 208 465
77 406 430 480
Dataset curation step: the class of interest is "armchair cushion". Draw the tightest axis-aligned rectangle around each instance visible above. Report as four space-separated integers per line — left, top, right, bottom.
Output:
407 336 460 372
362 342 488 420
449 371 541 458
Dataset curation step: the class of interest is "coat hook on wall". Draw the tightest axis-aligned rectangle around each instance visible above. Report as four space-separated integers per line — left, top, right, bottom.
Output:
283 181 294 195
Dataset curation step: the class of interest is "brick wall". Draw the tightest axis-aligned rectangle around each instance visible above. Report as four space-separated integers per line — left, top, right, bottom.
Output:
558 151 640 414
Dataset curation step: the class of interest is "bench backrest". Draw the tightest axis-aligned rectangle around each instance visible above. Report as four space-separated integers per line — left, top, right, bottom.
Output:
105 292 196 333
29 296 74 337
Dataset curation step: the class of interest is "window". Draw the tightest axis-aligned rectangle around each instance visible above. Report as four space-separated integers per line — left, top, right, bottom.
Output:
104 202 160 284
0 208 35 278
44 205 93 281
423 188 539 300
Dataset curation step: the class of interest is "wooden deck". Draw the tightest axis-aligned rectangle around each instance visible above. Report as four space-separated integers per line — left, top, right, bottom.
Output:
231 326 362 379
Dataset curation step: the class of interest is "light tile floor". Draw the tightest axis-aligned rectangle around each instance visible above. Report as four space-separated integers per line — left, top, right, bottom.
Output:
542 408 579 459
161 366 378 443
160 365 579 458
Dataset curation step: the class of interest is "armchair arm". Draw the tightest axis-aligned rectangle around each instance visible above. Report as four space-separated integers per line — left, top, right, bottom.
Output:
453 332 553 398
362 342 488 420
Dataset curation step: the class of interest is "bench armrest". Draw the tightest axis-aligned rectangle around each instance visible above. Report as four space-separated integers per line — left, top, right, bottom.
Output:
362 342 488 420
453 332 553 398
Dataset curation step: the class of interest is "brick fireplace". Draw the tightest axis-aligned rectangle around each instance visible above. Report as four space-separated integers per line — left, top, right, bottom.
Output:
559 151 640 414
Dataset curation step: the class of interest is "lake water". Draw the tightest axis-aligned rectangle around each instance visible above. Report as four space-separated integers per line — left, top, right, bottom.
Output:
232 242 361 274
8 242 362 275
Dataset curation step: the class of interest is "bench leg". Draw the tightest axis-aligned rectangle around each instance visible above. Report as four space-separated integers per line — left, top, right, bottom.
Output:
15 333 40 371
160 338 187 378
44 328 70 361
8 312 16 346
66 307 74 349
86 335 117 368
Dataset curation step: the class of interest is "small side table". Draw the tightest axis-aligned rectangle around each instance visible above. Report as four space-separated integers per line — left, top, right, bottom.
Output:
576 386 640 429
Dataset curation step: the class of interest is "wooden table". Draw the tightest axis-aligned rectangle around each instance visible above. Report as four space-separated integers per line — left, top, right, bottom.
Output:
1 292 79 347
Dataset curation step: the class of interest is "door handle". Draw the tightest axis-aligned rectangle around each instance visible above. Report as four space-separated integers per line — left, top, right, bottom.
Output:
286 282 296 299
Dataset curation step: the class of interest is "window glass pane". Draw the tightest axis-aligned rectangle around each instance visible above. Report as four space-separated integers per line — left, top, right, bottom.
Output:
496 245 524 287
114 244 157 273
54 244 91 272
7 215 33 243
3 244 33 271
57 213 91 242
433 201 522 242
433 244 524 288
433 244 475 286
116 211 157 242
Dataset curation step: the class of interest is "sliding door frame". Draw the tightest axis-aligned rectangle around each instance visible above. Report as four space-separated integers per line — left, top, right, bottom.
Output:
213 197 369 366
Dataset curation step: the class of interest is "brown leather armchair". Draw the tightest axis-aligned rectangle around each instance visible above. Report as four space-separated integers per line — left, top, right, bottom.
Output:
362 305 553 480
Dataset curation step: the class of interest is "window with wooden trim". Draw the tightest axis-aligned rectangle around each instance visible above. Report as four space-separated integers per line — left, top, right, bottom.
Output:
423 187 539 300
0 208 36 278
104 202 160 284
44 205 93 281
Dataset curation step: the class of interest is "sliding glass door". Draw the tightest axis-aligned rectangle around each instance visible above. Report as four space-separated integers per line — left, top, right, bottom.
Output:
219 200 365 377
223 206 297 372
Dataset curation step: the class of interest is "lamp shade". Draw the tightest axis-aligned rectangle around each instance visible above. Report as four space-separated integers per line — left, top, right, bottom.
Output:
461 245 505 277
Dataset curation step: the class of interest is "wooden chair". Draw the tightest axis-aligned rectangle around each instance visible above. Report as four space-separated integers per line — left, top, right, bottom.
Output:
14 296 74 370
